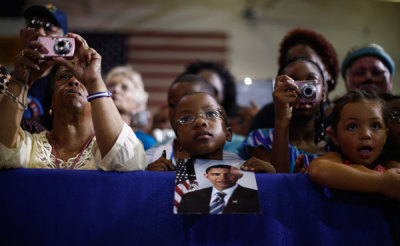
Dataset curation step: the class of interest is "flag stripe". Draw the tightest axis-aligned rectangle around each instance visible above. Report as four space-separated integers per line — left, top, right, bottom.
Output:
128 58 226 65
127 31 227 113
128 51 226 60
128 45 227 52
131 31 227 39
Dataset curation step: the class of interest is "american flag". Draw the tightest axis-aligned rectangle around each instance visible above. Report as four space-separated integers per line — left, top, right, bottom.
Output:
174 158 198 213
128 31 228 113
80 30 228 113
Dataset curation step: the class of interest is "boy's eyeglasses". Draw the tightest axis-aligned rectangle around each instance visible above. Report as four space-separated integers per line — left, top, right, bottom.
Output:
28 18 56 32
176 109 222 126
389 111 400 122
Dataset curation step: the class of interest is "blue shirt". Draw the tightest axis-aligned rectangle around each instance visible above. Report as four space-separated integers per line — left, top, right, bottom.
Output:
135 130 156 150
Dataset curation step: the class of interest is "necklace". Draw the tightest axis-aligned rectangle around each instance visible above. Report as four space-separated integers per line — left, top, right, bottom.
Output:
49 132 95 169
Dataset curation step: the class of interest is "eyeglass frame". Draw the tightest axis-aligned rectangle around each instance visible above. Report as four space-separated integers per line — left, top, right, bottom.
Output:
175 108 224 128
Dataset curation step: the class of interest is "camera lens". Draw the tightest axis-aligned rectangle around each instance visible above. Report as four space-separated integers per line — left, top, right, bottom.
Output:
54 38 71 55
301 83 316 99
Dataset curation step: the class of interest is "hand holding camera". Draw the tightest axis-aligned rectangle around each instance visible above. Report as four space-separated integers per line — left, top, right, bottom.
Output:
38 37 75 58
273 75 301 123
273 75 319 123
52 33 103 92
14 36 57 86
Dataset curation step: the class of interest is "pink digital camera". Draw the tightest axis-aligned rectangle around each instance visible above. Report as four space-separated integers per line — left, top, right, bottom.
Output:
38 37 75 58
294 80 317 103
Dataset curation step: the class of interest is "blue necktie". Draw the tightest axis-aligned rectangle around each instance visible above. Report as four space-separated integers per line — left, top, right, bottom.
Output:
210 192 226 214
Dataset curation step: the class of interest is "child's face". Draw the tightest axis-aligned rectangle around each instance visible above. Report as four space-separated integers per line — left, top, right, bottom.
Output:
332 100 388 167
385 98 400 148
174 93 232 159
281 60 326 116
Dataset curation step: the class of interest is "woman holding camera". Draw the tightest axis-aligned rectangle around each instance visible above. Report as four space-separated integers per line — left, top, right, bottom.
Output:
238 57 328 173
0 33 147 171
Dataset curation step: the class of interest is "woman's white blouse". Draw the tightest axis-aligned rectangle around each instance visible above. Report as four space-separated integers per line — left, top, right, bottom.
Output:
0 123 147 171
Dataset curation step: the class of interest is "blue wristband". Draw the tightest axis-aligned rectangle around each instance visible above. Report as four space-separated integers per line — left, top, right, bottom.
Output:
87 91 112 102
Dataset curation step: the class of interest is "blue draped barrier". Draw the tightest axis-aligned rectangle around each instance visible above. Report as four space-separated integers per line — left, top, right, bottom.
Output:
0 169 398 245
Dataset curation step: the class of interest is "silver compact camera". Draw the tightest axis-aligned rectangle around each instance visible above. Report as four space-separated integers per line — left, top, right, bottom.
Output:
294 80 317 103
38 37 75 58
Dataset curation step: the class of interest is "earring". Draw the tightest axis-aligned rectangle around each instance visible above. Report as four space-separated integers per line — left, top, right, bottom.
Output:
49 108 53 116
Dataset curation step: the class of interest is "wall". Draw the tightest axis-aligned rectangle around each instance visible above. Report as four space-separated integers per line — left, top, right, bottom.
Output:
1 0 400 102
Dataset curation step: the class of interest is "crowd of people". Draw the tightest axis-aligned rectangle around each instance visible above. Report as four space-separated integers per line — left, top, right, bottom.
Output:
0 3 400 205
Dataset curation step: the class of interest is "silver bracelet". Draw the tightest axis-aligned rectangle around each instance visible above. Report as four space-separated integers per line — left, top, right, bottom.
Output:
10 78 27 89
4 90 27 110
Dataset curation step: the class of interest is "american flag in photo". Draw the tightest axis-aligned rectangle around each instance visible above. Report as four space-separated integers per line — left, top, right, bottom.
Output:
174 158 199 213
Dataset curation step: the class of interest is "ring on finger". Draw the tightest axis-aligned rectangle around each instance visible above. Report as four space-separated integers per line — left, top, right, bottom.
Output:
21 50 25 56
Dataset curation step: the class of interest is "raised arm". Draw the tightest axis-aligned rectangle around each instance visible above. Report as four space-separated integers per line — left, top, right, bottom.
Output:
0 32 54 148
270 75 300 173
53 33 125 157
308 152 400 201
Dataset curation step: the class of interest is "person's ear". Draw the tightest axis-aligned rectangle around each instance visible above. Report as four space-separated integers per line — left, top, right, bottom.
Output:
204 173 209 180
225 126 232 142
326 127 339 146
388 76 393 91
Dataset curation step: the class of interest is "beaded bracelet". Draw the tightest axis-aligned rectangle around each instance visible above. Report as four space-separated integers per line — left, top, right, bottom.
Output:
87 91 112 102
0 64 28 110
0 65 11 94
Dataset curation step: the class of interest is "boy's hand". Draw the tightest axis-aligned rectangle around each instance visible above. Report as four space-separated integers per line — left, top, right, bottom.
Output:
294 154 307 173
241 156 276 173
146 156 175 171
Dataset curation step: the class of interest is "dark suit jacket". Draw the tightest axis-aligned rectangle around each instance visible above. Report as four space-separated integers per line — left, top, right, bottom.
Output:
178 185 261 214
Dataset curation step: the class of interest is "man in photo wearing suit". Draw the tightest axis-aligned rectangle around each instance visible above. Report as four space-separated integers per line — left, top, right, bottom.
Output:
178 164 261 214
